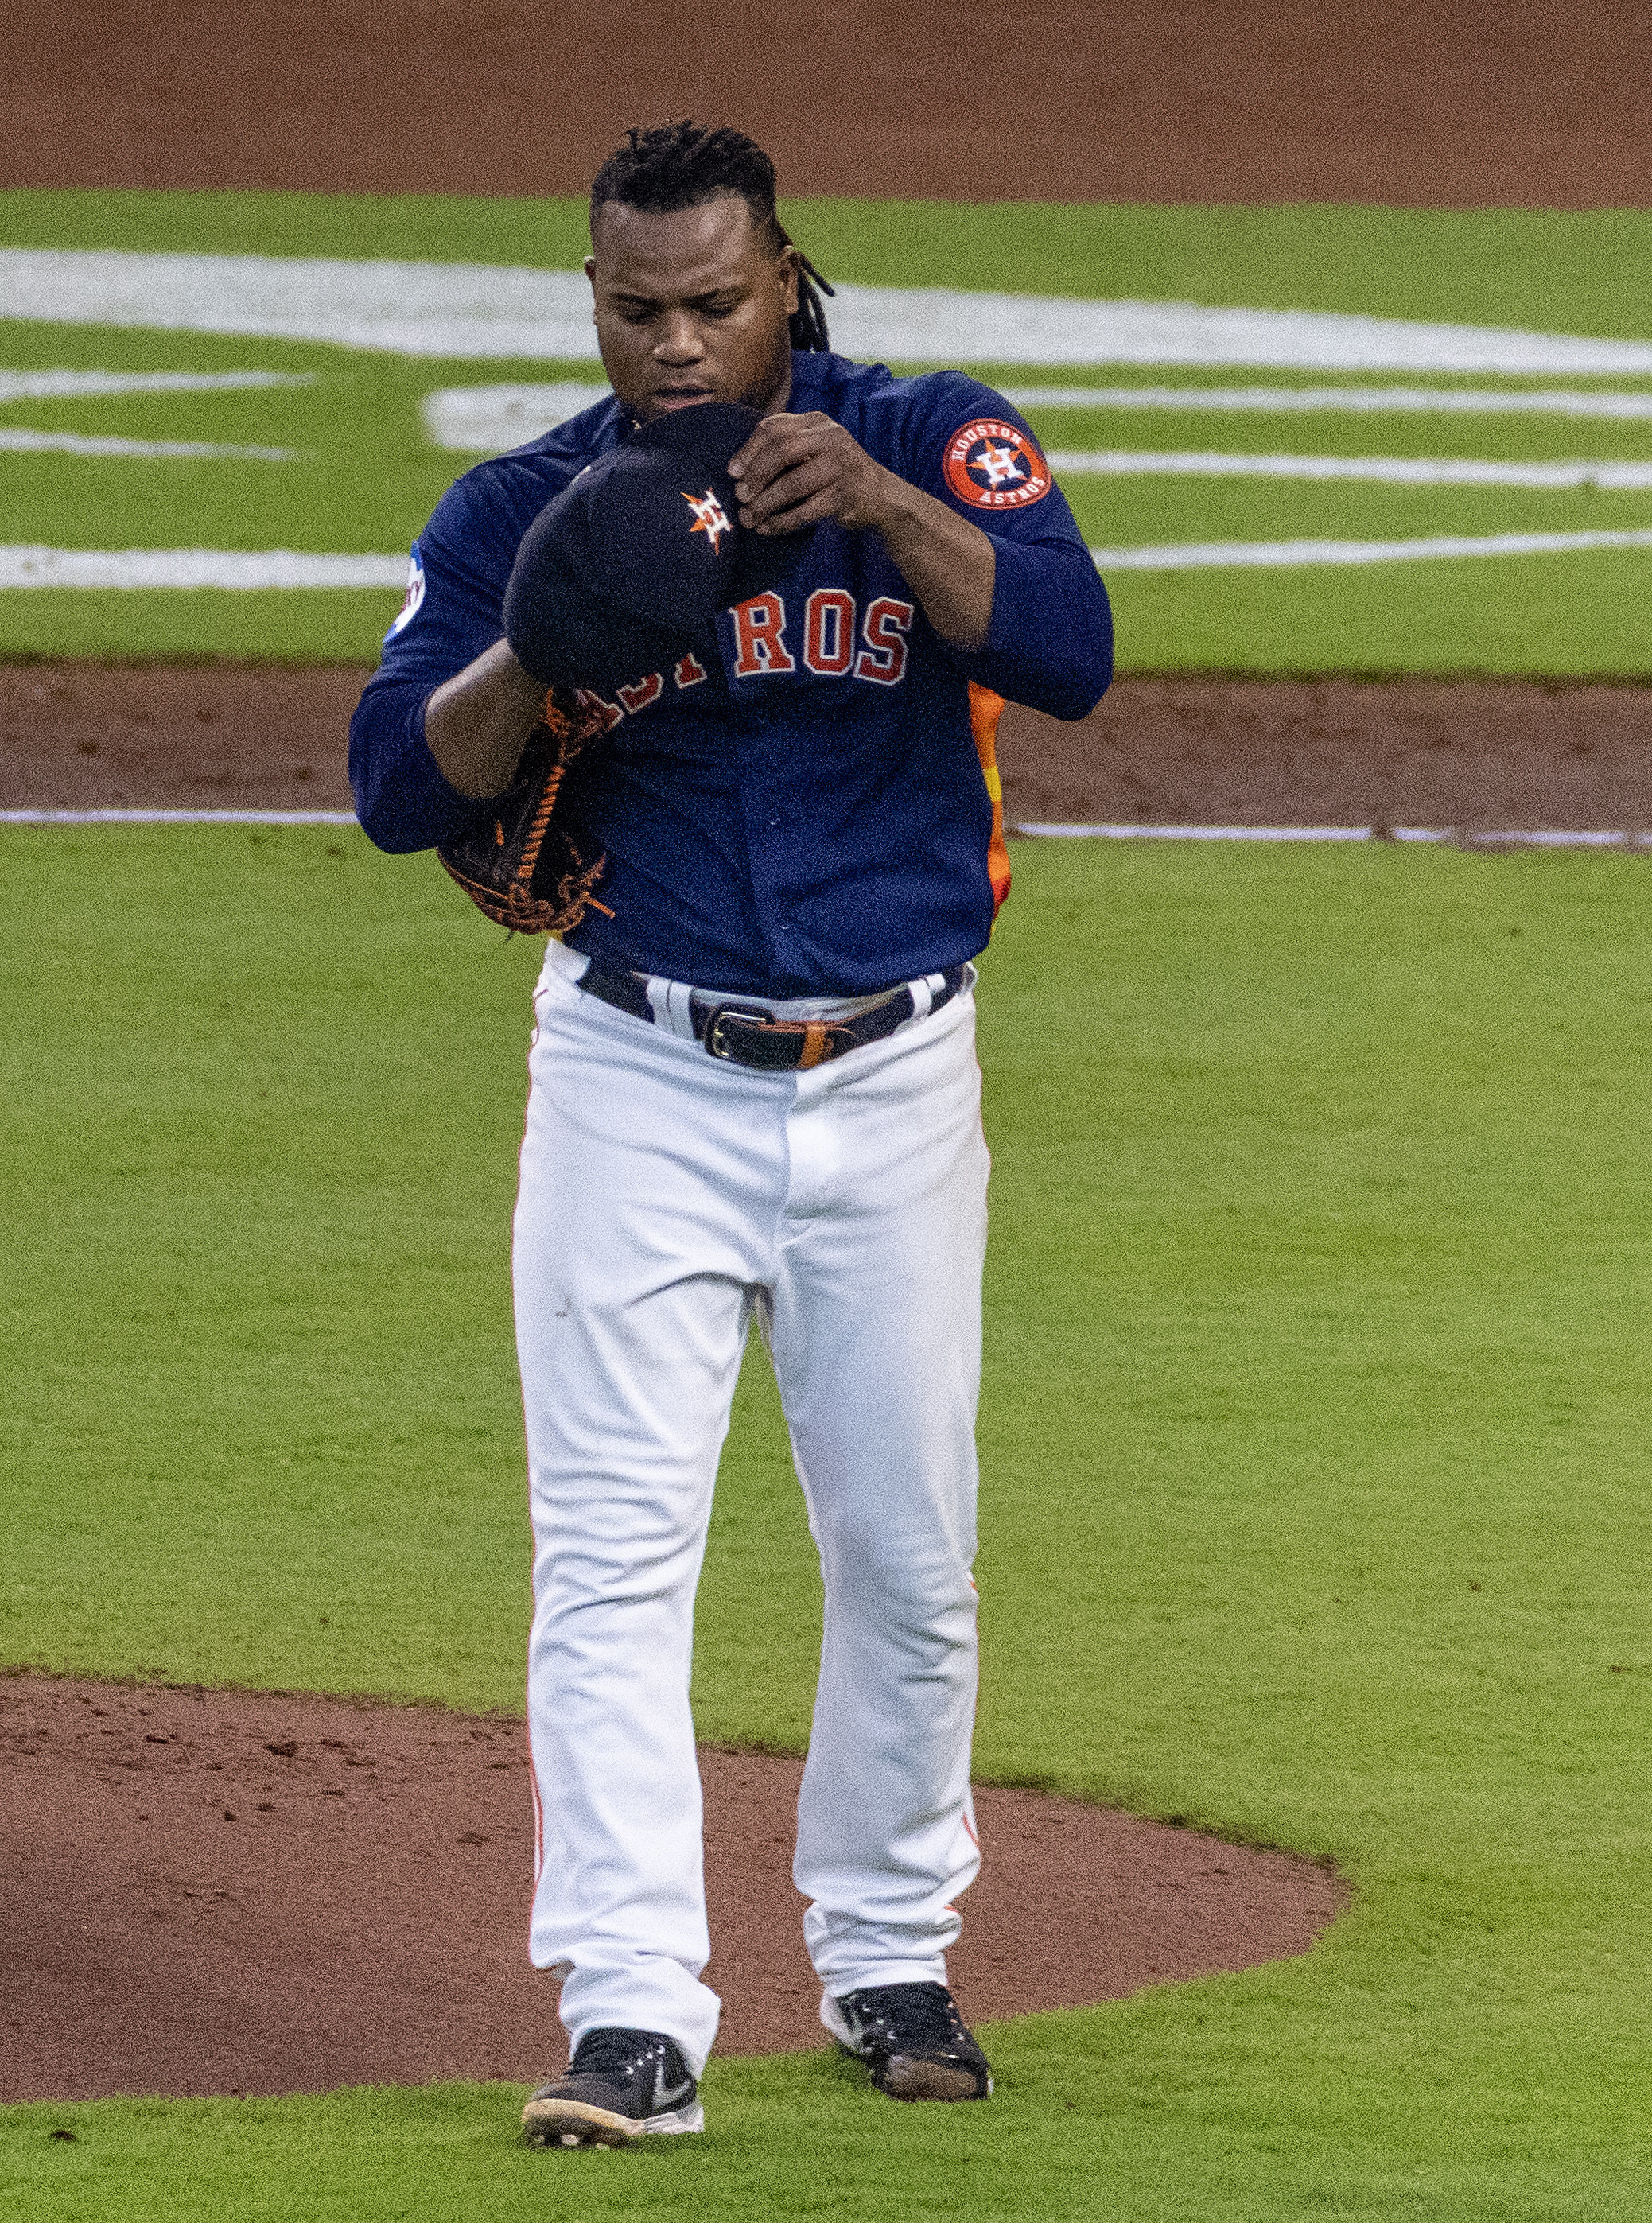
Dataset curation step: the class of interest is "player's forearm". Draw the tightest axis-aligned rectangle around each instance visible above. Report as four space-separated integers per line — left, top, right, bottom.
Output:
869 477 996 650
425 639 549 799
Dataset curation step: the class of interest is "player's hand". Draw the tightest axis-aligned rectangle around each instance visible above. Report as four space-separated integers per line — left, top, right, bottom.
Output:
728 413 900 538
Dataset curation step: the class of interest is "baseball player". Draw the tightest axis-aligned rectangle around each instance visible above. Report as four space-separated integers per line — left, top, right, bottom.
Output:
350 120 1112 2148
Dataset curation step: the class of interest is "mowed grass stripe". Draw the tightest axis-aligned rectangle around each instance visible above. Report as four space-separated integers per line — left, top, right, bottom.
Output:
6 829 1652 2217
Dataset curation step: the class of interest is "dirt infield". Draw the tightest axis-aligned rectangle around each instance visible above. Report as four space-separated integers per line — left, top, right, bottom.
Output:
1001 678 1652 832
0 1673 1343 2101
1 664 370 814
8 664 1652 832
3 0 1646 208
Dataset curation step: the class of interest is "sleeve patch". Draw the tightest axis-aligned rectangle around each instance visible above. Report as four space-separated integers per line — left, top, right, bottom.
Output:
943 419 1051 511
387 543 426 637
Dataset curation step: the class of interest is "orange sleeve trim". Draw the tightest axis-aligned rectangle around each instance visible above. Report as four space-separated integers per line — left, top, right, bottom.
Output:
967 682 1012 915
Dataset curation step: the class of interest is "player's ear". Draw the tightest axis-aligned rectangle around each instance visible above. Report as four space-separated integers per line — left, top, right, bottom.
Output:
583 255 597 285
777 244 800 317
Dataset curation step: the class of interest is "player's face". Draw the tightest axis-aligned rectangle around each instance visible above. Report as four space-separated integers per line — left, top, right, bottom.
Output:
586 195 799 423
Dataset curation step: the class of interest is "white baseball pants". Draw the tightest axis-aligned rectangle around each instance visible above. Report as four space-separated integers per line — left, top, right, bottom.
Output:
515 936 989 2076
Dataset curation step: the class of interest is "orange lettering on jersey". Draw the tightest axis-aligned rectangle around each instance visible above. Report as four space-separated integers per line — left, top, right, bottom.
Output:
729 591 797 677
673 651 708 690
854 596 913 686
616 671 664 714
573 686 624 731
803 588 856 676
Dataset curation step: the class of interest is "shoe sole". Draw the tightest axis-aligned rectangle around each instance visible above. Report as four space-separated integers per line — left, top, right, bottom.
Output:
877 2056 993 2101
522 2095 704 2148
833 2041 991 2101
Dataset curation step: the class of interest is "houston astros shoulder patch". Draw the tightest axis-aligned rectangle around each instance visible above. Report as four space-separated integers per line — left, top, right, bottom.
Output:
943 419 1052 511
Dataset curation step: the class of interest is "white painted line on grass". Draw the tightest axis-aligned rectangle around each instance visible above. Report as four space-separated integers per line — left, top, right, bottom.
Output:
831 295 1652 375
1006 383 1652 418
6 812 1640 847
0 547 406 588
422 381 612 449
0 808 359 825
0 367 313 401
1052 450 1652 488
1088 527 1652 570
1016 822 1378 840
1452 827 1641 847
426 387 1652 461
1012 823 1652 847
0 428 293 461
5 527 1652 591
0 251 601 360
8 250 1652 373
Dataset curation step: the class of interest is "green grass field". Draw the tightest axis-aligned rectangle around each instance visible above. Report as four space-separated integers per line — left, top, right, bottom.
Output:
8 830 1652 2219
5 189 1652 669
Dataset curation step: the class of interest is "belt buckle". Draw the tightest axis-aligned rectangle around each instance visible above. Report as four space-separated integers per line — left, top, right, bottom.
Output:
702 1002 777 1061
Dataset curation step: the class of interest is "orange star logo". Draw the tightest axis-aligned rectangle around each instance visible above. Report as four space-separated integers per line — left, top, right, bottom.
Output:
683 488 732 553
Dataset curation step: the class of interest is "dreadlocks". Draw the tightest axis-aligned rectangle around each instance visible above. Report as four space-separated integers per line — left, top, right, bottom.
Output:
590 121 834 353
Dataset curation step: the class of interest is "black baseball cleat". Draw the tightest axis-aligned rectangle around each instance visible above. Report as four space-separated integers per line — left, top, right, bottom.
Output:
521 2027 703 2147
825 1981 993 2101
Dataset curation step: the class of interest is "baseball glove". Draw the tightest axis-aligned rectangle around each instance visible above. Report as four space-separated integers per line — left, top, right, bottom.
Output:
437 690 612 935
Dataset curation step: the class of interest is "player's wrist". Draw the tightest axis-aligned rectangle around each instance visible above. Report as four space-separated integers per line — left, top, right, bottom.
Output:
857 463 925 540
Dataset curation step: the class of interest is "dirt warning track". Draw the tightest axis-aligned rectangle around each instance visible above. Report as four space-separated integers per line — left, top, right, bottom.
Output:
3 0 1646 208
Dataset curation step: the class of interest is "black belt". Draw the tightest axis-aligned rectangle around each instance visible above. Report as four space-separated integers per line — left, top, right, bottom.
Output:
577 963 968 1070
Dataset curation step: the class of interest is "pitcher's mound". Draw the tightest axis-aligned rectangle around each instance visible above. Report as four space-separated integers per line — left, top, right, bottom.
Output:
0 1673 1344 2101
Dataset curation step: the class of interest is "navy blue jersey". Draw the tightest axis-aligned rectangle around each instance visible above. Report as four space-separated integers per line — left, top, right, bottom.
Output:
351 349 1112 996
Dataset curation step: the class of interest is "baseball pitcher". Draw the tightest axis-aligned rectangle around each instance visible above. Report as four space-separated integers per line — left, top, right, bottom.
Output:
350 119 1113 2148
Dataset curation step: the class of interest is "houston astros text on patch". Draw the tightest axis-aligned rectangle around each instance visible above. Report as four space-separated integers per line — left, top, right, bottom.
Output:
349 119 1112 2148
